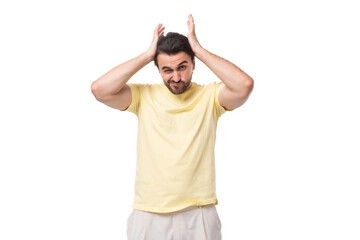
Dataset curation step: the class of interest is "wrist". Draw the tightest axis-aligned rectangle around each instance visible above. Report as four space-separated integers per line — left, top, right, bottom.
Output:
191 44 202 56
140 51 154 64
194 46 207 59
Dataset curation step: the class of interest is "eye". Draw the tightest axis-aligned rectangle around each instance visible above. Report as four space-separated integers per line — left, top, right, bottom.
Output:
164 69 173 73
178 65 186 71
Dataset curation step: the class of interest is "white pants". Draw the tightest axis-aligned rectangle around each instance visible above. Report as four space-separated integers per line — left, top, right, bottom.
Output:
127 203 222 240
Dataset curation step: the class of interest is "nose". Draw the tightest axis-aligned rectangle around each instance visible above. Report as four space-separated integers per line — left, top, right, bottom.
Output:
173 71 181 82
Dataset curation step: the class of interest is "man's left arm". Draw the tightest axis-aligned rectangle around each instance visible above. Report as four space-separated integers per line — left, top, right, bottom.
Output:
187 15 254 110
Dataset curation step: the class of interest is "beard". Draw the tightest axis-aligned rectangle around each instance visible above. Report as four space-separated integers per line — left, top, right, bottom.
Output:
165 80 191 95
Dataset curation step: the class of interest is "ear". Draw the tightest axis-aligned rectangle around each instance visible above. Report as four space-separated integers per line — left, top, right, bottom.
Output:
192 59 195 71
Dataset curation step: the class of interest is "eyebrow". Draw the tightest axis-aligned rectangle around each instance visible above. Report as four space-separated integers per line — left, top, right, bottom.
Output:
161 61 188 70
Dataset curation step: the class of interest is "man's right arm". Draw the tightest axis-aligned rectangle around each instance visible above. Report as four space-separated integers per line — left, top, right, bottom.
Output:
91 24 165 111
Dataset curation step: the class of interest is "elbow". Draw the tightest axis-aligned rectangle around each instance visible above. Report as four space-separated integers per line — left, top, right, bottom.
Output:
91 81 104 100
244 77 254 92
242 74 254 87
236 76 254 94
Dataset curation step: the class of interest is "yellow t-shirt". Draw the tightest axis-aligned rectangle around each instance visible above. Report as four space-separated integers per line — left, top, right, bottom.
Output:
125 81 227 213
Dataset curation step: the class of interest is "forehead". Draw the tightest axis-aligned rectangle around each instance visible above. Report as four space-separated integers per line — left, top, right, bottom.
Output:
157 52 192 69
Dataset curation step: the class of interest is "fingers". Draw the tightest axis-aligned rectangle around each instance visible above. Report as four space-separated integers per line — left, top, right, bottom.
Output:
188 14 194 24
187 14 195 33
159 25 165 37
155 23 165 38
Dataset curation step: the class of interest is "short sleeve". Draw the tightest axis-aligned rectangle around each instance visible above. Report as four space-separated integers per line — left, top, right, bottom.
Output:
125 83 142 115
214 82 232 117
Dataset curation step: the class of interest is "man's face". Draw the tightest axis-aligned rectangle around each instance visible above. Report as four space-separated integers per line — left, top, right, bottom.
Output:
157 52 195 95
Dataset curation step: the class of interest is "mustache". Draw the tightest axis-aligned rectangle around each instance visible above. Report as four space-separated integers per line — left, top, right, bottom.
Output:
168 80 184 84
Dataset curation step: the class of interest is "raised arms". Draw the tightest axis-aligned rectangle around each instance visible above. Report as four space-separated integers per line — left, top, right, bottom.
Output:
91 24 165 110
187 14 254 110
91 15 253 111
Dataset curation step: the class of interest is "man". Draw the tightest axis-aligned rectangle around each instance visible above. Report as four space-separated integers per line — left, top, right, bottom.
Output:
91 15 253 240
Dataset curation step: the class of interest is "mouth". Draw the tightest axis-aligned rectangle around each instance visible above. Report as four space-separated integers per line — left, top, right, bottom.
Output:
170 82 183 87
166 81 190 95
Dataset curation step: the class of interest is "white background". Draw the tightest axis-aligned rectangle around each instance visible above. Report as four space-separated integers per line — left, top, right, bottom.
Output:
1 0 359 239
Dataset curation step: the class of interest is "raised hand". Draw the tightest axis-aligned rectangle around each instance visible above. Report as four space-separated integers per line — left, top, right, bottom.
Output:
146 23 165 60
187 14 202 55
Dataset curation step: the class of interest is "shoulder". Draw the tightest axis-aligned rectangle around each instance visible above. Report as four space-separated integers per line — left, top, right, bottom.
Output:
201 81 224 92
127 82 155 93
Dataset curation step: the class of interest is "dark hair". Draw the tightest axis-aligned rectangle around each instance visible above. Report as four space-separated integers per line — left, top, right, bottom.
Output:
154 32 195 68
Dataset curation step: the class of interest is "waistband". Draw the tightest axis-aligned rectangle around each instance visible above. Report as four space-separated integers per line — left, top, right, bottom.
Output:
143 203 214 215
